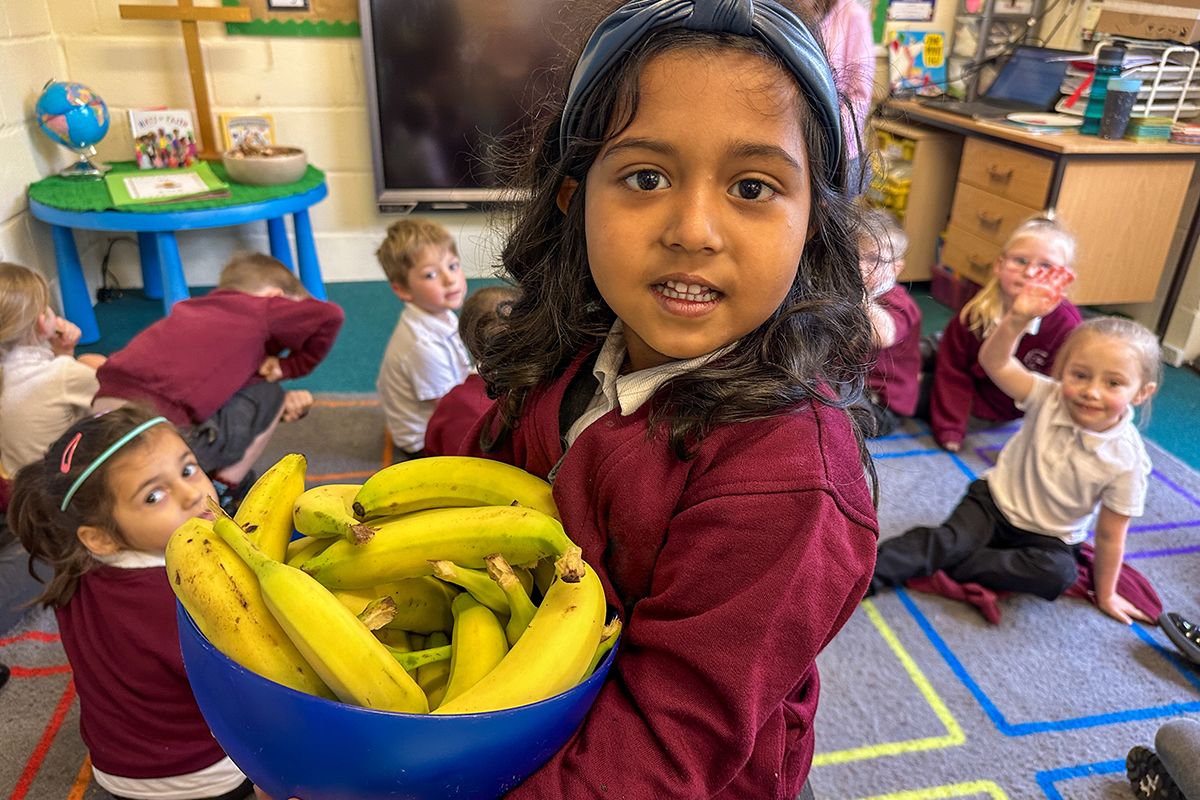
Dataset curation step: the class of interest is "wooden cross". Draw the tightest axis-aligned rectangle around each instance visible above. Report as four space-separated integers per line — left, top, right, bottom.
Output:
119 0 252 160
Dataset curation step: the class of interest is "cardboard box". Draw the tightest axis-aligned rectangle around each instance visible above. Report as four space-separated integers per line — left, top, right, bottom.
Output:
1094 0 1200 44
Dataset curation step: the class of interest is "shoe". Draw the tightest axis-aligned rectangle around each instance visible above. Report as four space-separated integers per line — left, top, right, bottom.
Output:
1160 612 1200 666
215 469 257 516
0 662 9 690
1127 745 1185 800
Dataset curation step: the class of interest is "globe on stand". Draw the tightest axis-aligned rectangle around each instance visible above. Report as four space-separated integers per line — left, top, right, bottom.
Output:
36 80 112 178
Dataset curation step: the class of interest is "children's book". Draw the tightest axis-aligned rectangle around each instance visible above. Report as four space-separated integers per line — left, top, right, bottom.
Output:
218 112 275 153
128 108 200 169
105 162 231 208
887 30 947 97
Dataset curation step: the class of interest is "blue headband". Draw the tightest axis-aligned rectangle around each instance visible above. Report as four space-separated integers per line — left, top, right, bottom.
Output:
60 417 169 512
558 0 842 180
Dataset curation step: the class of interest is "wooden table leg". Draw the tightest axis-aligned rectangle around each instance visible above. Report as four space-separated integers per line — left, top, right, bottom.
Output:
153 231 190 313
292 209 326 300
267 216 295 270
137 231 163 300
49 224 100 344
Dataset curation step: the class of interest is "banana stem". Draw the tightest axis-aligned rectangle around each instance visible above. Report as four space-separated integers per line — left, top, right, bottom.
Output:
486 554 538 646
384 643 452 671
555 545 586 583
357 596 398 631
585 618 622 678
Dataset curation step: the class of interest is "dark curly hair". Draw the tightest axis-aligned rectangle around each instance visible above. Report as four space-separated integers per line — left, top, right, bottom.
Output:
477 2 875 486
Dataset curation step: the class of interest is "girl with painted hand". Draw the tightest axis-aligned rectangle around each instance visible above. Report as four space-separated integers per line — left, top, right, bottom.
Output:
875 268 1162 626
449 1 880 796
8 406 260 800
927 217 1082 452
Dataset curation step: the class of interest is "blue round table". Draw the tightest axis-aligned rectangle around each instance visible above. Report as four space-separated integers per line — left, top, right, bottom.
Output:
28 169 328 344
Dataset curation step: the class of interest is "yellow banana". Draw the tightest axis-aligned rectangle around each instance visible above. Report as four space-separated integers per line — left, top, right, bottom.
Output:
302 505 572 589
532 557 556 599
293 484 376 545
331 586 379 616
375 628 411 651
235 453 307 561
383 642 452 672
284 535 333 569
434 547 606 715
165 518 333 699
441 594 509 709
377 577 457 634
416 631 451 709
429 560 509 616
586 618 622 678
486 554 537 646
352 456 560 521
209 504 428 713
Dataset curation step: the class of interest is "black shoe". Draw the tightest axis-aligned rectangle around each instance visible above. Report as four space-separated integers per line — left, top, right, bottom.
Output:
1160 612 1200 666
215 469 257 516
0 662 10 690
1127 745 1185 800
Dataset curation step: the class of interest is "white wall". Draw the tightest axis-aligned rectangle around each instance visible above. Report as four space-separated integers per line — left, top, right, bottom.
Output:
0 0 71 295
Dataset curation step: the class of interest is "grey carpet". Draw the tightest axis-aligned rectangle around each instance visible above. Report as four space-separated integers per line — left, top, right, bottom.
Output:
2 398 1197 799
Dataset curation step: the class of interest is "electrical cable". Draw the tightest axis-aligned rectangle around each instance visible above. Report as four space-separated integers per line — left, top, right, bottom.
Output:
96 236 135 303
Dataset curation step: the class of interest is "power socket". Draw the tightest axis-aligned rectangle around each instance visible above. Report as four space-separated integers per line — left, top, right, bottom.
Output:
96 287 121 303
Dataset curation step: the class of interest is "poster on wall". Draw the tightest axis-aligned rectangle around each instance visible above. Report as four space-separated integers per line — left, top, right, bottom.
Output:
222 0 359 36
887 30 946 96
887 0 934 22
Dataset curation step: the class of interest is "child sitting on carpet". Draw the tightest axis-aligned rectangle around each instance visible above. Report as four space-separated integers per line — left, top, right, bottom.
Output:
0 262 105 476
375 218 472 460
8 406 255 800
92 253 342 504
424 284 519 456
450 0 878 794
874 267 1160 625
858 209 921 437
927 216 1081 452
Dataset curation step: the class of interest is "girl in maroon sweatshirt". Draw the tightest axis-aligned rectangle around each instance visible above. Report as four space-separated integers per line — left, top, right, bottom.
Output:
930 217 1081 451
453 1 880 796
8 406 256 800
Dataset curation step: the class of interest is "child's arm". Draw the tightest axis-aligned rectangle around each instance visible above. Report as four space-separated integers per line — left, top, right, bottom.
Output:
978 267 1073 405
866 300 898 348
265 298 345 379
1092 505 1153 624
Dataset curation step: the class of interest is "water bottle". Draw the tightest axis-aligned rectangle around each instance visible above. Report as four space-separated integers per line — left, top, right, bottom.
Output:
1081 45 1126 136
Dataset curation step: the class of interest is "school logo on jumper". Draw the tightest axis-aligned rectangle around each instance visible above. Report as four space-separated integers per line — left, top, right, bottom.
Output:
1022 349 1050 371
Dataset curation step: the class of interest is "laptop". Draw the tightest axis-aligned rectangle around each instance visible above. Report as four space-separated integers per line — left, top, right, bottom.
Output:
920 45 1083 120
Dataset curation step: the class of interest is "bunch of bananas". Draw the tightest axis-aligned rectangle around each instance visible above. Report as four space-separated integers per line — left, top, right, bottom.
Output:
167 454 620 716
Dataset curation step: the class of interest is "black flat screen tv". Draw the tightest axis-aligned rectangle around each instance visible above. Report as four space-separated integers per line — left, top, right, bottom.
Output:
359 0 567 213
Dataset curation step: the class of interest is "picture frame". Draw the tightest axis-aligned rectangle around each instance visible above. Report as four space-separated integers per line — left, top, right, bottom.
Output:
218 112 276 153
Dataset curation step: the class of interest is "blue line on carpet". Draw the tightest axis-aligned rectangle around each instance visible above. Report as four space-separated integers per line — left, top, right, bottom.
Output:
875 449 946 459
1153 469 1200 507
1127 544 1200 558
896 589 1200 736
1129 519 1200 534
1035 759 1125 800
1130 622 1200 692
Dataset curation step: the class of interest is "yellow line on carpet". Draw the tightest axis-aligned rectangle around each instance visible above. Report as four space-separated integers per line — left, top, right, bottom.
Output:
854 780 1009 800
812 599 965 766
306 470 375 482
66 755 92 800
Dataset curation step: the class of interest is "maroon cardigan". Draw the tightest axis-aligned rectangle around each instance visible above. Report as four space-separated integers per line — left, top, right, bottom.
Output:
930 301 1080 446
461 356 877 799
96 290 343 426
424 374 493 457
868 284 922 417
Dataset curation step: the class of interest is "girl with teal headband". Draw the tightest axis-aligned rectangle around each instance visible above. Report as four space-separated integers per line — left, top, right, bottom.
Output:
8 406 260 800
455 0 879 795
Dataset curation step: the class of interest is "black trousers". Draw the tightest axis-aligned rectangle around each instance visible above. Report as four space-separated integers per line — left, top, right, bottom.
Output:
873 479 1079 600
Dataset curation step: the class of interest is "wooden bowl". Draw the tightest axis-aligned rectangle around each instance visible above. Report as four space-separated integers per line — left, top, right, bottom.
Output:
222 146 308 186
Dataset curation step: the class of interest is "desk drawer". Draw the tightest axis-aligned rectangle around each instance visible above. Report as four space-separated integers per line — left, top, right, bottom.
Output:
957 138 1053 207
942 225 1001 286
949 182 1042 247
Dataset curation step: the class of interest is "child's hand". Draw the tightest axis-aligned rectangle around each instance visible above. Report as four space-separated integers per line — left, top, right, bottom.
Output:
1010 265 1075 321
49 319 81 357
281 390 313 422
258 355 284 382
942 439 961 453
1097 592 1154 625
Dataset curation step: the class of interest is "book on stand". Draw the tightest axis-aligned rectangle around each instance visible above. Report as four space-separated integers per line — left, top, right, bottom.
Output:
128 108 200 169
105 162 231 208
218 112 275 152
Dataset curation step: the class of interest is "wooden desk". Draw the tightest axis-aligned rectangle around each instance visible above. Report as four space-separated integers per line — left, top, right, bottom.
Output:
883 99 1200 306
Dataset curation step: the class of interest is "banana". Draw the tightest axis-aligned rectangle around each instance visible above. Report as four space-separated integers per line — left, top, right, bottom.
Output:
416 631 451 709
377 577 458 634
532 557 556 599
352 456 560 522
434 547 606 715
165 518 334 699
441 594 509 708
586 618 622 678
357 596 397 631
429 560 509 616
486 554 537 646
293 484 376 544
209 503 428 714
375 628 411 651
284 536 333 569
383 642 453 672
302 505 572 589
235 453 307 562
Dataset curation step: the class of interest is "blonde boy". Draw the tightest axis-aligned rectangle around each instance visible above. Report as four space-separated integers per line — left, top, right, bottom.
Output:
376 218 471 457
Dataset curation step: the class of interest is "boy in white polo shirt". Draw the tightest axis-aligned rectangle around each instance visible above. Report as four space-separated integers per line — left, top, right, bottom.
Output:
872 266 1160 625
375 218 471 458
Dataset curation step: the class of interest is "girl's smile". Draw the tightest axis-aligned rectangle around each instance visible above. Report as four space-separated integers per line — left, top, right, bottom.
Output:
578 48 812 372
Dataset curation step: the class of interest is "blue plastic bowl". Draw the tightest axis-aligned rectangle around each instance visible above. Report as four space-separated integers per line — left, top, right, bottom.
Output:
177 604 613 799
